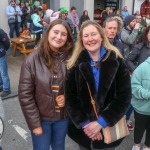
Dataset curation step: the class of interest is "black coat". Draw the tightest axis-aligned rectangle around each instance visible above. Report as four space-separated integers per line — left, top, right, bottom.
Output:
126 42 150 73
101 11 108 25
80 15 90 26
22 6 34 23
65 50 131 149
112 38 124 56
0 28 10 57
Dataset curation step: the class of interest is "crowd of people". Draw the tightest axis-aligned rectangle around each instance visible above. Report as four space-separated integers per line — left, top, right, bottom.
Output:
0 0 150 150
5 0 90 46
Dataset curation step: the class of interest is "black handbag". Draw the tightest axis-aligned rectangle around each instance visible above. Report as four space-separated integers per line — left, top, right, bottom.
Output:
8 18 16 23
8 6 17 23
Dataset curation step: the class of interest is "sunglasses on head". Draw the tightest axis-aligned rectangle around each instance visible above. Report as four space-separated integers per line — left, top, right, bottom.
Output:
62 13 68 15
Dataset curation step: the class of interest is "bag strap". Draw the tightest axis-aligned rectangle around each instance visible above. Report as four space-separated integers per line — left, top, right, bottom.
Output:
86 82 99 119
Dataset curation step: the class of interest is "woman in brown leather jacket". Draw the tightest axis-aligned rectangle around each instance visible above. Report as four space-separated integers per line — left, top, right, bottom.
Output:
19 19 73 150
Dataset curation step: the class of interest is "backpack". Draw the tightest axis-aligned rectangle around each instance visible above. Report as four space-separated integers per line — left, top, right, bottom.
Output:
0 29 10 51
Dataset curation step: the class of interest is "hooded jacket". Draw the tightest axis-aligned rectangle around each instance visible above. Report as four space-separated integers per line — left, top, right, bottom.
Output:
31 13 43 33
121 27 138 58
46 9 60 22
126 42 150 72
131 57 150 115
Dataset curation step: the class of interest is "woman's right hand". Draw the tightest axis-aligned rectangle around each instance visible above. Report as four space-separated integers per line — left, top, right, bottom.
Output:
33 127 43 136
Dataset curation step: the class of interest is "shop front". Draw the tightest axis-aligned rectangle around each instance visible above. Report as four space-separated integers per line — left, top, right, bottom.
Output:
94 0 120 24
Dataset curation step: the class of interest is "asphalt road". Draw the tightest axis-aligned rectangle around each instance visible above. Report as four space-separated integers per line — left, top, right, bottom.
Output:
1 96 137 150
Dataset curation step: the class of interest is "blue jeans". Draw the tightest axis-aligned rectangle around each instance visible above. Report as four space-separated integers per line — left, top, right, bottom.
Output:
31 118 69 150
8 22 21 38
0 55 10 91
126 104 134 120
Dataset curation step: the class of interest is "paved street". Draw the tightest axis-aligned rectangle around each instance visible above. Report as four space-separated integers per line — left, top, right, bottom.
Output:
0 48 145 150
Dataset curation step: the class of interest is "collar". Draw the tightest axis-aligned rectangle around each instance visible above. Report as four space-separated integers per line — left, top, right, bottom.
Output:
88 46 106 66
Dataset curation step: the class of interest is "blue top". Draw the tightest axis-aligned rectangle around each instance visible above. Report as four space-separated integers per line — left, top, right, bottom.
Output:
6 5 22 22
82 47 108 128
89 46 106 93
121 10 129 21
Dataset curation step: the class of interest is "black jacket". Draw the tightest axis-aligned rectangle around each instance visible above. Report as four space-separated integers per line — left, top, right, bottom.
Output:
126 42 150 73
101 11 108 25
112 38 124 56
22 6 34 23
80 15 90 27
65 50 131 149
0 29 10 57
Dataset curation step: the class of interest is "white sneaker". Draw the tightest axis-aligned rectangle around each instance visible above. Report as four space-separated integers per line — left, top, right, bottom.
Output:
132 145 140 150
127 120 134 131
142 147 150 150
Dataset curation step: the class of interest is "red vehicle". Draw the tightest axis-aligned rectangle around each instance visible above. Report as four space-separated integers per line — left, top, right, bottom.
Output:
140 0 150 15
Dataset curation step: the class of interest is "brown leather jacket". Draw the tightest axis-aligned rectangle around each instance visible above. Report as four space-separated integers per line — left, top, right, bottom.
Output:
19 50 67 130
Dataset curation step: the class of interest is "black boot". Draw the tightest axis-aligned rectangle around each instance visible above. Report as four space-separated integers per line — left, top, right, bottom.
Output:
1 90 11 97
0 87 3 92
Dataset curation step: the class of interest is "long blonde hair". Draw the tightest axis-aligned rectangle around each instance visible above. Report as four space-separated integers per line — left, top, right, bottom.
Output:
67 20 123 69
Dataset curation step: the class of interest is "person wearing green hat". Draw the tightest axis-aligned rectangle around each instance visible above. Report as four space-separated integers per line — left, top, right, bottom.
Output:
59 7 74 33
60 7 68 14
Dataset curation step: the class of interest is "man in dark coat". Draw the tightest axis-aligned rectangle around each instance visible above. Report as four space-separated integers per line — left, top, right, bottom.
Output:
0 28 11 97
103 17 124 56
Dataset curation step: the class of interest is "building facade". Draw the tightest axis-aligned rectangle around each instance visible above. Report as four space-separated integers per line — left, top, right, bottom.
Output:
0 0 149 36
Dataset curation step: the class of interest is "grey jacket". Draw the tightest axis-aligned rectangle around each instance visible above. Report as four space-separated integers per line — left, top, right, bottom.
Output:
121 27 138 58
126 42 150 72
68 13 79 33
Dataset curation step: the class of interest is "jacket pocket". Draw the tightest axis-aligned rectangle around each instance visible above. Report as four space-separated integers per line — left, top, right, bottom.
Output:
36 94 55 118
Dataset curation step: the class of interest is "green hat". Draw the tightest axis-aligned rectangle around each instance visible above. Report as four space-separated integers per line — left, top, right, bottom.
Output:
60 7 68 13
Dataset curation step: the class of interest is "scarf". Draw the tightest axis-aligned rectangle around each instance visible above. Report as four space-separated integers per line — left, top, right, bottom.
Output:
71 12 77 27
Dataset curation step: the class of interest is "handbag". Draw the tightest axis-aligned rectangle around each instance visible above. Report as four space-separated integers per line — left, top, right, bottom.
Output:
8 6 17 24
86 82 129 144
8 17 16 23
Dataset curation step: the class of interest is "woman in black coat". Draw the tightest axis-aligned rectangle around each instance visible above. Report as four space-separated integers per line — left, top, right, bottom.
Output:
65 20 131 150
80 10 90 27
126 26 150 73
22 0 34 29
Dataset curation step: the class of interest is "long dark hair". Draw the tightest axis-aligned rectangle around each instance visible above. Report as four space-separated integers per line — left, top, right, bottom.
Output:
38 19 74 73
83 10 88 16
141 26 150 43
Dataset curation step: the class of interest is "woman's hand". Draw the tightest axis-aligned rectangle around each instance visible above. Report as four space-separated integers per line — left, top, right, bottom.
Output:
55 95 65 107
83 121 103 140
91 132 103 141
33 127 43 136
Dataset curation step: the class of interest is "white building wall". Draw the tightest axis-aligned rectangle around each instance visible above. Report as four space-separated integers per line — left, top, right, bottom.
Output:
121 0 134 15
60 0 70 11
0 1 9 35
84 0 94 21
134 0 144 13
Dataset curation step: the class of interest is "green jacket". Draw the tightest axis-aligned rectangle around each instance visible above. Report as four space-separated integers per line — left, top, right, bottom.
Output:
131 57 150 115
136 23 144 41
